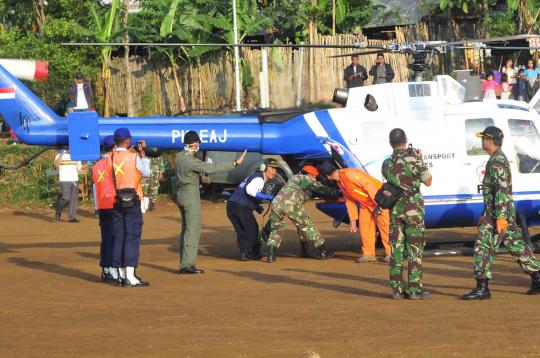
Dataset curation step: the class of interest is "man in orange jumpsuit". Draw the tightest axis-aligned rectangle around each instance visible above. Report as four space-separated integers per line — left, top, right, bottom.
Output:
319 161 391 263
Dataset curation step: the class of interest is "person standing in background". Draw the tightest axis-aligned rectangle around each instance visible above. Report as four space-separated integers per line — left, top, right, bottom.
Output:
70 73 93 111
343 55 367 88
54 149 82 222
369 53 395 84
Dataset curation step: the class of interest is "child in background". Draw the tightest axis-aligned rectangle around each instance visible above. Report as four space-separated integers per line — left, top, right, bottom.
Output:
500 73 512 100
481 71 500 100
516 69 526 101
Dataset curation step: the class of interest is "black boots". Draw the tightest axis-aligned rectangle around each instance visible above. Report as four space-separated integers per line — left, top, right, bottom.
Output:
527 271 540 295
267 245 276 263
318 244 334 260
462 279 491 300
300 241 313 258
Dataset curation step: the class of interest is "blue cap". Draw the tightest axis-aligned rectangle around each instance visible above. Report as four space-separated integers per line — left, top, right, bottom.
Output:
103 135 115 147
114 127 131 141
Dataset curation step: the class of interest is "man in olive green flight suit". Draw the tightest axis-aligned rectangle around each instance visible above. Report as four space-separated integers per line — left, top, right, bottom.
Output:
175 131 247 274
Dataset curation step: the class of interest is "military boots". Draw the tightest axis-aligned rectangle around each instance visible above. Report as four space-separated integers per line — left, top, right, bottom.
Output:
267 245 276 263
527 271 540 295
300 241 314 258
462 279 491 300
318 244 334 260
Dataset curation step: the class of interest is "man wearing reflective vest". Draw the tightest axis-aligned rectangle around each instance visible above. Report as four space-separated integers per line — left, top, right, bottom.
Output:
92 135 116 282
319 161 392 263
110 127 151 287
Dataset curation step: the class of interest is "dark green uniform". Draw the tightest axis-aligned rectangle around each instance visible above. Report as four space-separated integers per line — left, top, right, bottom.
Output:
382 148 431 295
474 149 540 279
266 174 337 248
175 150 234 269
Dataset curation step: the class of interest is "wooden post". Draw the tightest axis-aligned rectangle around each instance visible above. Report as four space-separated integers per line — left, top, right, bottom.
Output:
123 0 135 117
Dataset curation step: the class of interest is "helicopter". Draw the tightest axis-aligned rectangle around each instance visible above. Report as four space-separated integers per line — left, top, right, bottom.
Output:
3 35 540 251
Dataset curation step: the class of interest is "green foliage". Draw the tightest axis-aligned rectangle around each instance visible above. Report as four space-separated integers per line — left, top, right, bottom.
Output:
0 145 59 206
261 0 372 40
139 90 157 116
482 12 517 37
439 0 485 13
0 2 101 113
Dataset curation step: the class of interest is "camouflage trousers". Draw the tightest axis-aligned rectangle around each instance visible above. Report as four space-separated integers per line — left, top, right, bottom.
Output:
388 212 426 295
265 206 324 248
142 177 160 202
474 215 540 280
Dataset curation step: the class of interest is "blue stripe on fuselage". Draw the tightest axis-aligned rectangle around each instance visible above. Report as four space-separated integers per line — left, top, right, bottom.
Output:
314 110 348 150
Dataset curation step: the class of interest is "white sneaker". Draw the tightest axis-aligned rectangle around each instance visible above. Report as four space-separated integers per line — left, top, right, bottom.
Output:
355 255 377 263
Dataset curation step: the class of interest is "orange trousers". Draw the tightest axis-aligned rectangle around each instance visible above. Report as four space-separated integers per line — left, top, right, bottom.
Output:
359 206 391 256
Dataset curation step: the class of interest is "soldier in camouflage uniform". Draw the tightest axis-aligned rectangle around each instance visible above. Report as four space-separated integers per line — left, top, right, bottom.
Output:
265 165 337 263
141 156 165 210
382 128 432 300
463 126 540 300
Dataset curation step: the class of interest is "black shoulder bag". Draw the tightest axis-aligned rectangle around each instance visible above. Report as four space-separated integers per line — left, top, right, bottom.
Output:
375 182 402 209
111 152 138 209
375 158 403 209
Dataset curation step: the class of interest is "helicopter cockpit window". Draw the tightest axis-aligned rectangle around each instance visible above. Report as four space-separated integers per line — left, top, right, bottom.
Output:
465 118 494 156
508 119 540 173
408 84 431 97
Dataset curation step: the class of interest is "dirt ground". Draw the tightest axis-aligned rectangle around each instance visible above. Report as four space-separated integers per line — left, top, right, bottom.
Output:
1 199 539 358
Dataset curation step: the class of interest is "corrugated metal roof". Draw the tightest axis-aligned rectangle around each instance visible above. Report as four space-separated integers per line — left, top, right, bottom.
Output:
364 0 439 29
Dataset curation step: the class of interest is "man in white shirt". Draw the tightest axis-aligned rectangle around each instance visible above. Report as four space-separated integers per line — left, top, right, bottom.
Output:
54 149 82 222
226 158 278 260
70 73 93 111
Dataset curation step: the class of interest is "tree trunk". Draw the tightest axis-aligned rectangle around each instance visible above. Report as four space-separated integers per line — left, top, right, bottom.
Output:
123 0 135 117
197 58 204 109
171 61 186 113
32 0 47 36
308 0 318 43
104 64 111 117
189 63 196 109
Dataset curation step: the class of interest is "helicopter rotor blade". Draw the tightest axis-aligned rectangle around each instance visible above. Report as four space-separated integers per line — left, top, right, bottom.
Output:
327 49 388 58
443 34 540 47
62 42 387 50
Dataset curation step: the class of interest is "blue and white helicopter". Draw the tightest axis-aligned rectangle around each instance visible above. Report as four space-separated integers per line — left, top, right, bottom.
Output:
3 36 540 246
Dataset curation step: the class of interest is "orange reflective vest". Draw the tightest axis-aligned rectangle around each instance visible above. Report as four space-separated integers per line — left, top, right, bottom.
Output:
109 150 143 200
338 168 383 220
92 156 115 210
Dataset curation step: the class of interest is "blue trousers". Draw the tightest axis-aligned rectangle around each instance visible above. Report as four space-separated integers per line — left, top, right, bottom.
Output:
98 209 115 268
112 203 143 268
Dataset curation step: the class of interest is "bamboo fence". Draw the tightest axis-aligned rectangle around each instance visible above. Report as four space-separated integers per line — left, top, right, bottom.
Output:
104 25 474 116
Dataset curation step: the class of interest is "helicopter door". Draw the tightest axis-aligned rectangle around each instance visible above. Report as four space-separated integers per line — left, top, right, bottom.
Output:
461 117 495 195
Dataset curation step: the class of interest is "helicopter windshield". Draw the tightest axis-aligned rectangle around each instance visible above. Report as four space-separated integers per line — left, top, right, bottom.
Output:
508 119 540 173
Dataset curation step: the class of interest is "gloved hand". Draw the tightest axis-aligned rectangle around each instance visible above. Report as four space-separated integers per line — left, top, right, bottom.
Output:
255 205 265 214
496 219 508 234
256 192 274 201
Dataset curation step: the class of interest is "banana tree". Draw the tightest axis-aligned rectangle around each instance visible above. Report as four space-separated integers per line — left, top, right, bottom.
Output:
507 0 540 33
73 0 121 116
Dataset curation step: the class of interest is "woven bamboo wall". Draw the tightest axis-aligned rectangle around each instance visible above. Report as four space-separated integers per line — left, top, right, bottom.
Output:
105 33 411 116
